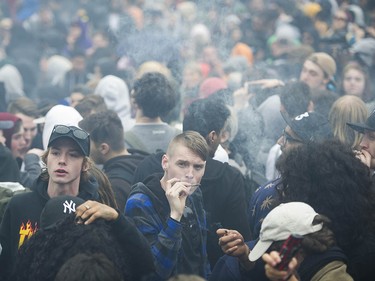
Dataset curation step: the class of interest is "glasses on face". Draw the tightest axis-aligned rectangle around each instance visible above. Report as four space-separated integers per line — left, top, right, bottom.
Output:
281 129 303 146
52 125 89 140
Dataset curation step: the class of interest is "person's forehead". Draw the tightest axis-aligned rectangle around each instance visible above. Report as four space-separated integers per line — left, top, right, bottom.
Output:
303 60 324 74
345 68 363 77
15 112 36 124
170 143 205 162
50 137 80 150
335 10 347 18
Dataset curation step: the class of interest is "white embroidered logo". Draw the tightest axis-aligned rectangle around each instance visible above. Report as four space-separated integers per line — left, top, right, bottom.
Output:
295 112 310 121
63 200 76 214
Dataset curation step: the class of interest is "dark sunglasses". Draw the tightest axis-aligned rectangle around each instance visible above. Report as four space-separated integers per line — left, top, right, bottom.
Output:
52 125 89 140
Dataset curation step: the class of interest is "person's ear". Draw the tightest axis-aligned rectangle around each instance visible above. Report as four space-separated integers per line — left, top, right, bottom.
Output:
207 130 218 145
99 143 110 155
307 101 314 112
322 77 330 88
81 159 89 172
161 154 168 171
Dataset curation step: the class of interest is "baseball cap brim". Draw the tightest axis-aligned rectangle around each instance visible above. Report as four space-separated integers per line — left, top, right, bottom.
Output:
0 120 14 130
248 239 273 262
48 134 89 156
347 122 374 134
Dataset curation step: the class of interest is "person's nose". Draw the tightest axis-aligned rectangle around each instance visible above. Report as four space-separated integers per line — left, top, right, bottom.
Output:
58 153 67 165
277 135 284 147
360 138 369 150
20 136 27 146
24 131 31 141
185 167 194 180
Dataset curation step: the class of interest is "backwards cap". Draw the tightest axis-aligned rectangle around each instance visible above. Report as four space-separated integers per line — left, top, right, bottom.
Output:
306 52 337 79
282 111 333 143
248 202 323 261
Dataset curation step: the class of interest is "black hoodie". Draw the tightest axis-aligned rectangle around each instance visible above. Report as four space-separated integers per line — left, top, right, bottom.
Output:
0 175 99 281
103 149 148 211
127 173 209 279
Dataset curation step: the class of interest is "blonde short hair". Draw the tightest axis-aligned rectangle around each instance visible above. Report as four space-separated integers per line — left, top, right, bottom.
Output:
329 95 367 148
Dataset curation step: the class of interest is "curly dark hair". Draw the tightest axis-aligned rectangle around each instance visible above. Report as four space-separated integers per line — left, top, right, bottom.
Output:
11 216 134 281
55 253 124 281
276 140 375 256
302 215 336 256
133 72 177 118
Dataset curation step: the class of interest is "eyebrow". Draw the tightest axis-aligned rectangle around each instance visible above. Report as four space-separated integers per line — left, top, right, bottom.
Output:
177 160 205 167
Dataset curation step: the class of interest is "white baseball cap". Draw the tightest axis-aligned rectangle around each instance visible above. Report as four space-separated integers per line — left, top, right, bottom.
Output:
248 202 323 262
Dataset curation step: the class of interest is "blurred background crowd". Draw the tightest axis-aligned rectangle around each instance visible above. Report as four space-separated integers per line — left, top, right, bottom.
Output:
0 0 375 182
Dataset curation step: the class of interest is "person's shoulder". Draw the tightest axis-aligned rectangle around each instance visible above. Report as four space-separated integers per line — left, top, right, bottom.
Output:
203 158 243 183
125 186 154 213
253 178 281 197
5 190 39 213
127 183 151 201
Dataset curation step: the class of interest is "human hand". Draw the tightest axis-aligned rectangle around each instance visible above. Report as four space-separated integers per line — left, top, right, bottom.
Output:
162 177 190 221
262 251 298 281
217 229 248 257
246 79 285 91
354 149 374 169
217 228 253 270
27 148 45 157
75 200 119 225
233 87 252 111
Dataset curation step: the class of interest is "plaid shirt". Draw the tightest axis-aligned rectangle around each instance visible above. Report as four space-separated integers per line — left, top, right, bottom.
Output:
125 180 210 280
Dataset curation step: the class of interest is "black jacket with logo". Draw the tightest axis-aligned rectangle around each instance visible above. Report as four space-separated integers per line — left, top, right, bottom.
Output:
0 175 99 281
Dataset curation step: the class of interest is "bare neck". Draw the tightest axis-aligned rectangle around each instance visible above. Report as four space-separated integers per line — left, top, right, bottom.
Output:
47 180 80 198
135 109 163 123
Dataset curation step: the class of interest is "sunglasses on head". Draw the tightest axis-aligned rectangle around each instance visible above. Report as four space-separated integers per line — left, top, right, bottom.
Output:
52 125 89 140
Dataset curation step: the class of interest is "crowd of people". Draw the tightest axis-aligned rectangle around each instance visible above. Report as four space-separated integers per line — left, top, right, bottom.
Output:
0 0 375 280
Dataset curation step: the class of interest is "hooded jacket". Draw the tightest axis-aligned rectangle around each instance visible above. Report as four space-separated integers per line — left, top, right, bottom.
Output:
132 152 251 268
94 75 135 132
125 173 210 280
102 149 149 210
0 64 25 104
0 144 20 182
42 105 83 150
0 174 99 281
